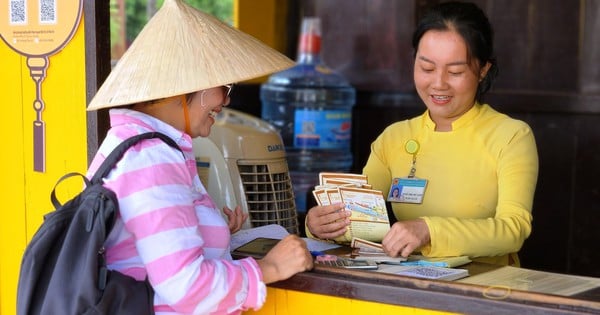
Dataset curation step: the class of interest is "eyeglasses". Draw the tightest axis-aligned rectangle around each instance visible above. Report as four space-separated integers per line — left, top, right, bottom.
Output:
222 84 234 99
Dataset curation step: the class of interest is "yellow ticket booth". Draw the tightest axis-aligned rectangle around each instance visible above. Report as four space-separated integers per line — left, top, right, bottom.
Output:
0 2 90 314
2 2 598 315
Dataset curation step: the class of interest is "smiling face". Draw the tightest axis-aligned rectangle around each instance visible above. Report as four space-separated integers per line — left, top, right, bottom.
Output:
413 29 490 131
186 85 231 137
132 85 232 138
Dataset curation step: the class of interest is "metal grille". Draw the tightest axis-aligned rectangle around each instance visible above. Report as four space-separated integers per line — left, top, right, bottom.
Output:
238 160 299 234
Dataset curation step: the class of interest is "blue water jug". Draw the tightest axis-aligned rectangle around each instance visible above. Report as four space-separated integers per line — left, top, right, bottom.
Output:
260 17 356 213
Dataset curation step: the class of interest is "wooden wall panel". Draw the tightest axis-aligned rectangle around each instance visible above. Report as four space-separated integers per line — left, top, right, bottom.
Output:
570 115 600 277
303 0 416 92
581 0 600 94
511 112 575 274
490 0 580 92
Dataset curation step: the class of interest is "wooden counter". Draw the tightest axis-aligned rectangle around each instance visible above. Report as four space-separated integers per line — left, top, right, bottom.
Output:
248 262 600 315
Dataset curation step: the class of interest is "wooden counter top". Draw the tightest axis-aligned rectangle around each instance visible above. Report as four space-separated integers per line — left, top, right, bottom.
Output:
267 262 600 315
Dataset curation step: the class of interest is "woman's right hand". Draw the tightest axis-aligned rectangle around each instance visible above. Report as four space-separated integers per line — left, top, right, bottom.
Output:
257 235 313 284
305 203 351 239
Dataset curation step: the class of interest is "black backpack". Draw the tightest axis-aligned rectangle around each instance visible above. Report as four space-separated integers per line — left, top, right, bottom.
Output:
17 132 182 315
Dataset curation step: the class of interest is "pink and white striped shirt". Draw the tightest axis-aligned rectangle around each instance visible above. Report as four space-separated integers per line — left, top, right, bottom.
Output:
87 108 266 314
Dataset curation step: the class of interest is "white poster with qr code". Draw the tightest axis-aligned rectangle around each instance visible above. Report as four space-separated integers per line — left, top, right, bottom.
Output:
0 0 82 172
2 0 81 53
8 0 56 25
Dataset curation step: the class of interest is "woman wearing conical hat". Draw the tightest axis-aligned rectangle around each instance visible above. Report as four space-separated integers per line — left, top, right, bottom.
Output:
87 1 313 313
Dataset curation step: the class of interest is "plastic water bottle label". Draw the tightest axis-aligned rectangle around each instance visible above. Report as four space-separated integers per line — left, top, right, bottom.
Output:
293 109 351 149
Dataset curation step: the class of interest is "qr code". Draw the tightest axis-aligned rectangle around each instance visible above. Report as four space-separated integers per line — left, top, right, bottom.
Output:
10 0 26 24
40 0 57 24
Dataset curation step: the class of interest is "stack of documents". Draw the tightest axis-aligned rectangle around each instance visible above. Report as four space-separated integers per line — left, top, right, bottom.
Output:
349 237 406 264
350 237 471 267
351 237 471 280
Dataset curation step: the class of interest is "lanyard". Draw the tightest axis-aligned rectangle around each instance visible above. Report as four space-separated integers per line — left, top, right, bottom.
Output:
405 139 420 178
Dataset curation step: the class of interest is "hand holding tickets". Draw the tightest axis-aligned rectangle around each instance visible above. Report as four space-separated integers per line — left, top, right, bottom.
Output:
312 172 390 244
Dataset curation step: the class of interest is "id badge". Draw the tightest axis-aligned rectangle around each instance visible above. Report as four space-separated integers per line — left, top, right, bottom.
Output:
387 177 427 204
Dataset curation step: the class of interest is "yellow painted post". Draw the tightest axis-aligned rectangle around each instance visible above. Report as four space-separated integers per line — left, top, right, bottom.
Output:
0 35 26 315
235 0 289 83
0 12 89 315
243 287 459 314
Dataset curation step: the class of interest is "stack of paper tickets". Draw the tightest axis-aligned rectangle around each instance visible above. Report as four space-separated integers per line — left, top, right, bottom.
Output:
349 237 407 264
312 172 390 244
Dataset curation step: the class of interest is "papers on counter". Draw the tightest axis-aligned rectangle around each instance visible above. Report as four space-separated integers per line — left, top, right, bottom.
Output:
404 254 472 268
230 224 340 254
457 266 600 296
349 237 406 264
349 237 471 267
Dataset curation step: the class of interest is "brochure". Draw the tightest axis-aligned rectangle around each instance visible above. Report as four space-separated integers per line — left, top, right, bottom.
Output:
318 172 369 187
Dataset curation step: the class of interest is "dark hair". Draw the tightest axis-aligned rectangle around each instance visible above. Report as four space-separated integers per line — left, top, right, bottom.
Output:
412 1 498 102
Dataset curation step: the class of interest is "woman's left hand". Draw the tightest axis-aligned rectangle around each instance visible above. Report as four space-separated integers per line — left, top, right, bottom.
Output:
382 219 431 257
223 206 248 234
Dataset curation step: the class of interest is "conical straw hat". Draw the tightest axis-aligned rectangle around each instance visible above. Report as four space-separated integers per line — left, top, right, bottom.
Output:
87 0 294 110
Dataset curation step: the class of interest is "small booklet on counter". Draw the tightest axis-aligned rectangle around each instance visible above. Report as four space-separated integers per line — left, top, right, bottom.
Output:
383 265 470 281
403 254 472 268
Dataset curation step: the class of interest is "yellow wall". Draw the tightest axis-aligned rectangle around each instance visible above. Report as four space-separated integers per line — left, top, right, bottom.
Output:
243 287 458 315
235 0 288 53
0 14 88 315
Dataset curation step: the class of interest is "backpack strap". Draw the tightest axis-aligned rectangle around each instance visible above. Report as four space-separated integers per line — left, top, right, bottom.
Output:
50 132 183 209
50 173 91 209
91 132 184 184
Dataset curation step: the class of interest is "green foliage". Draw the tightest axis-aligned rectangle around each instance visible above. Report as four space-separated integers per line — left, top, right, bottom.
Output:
109 0 120 49
126 0 148 44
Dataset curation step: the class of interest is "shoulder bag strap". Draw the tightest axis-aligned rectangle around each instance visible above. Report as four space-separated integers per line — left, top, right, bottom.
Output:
91 132 184 184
